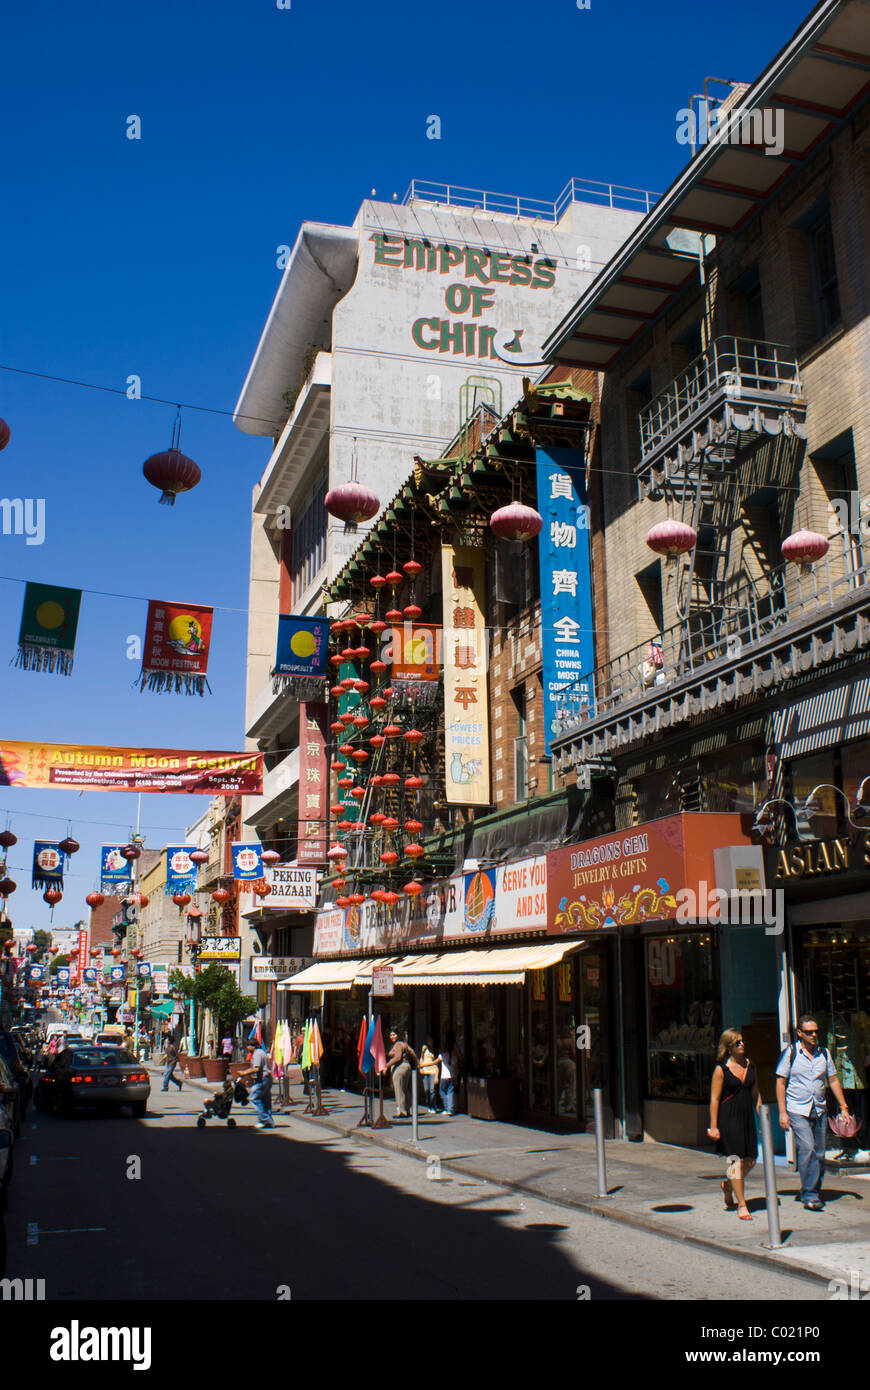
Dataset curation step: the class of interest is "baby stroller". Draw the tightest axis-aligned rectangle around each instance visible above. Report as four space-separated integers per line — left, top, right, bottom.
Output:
197 1078 248 1128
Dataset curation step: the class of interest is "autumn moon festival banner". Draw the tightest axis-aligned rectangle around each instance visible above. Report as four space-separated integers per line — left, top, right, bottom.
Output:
138 600 213 695
0 742 263 794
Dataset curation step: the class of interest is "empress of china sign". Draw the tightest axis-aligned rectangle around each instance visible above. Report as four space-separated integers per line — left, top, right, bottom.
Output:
372 234 556 364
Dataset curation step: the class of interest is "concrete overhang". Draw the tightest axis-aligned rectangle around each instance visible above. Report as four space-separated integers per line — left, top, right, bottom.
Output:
234 224 359 437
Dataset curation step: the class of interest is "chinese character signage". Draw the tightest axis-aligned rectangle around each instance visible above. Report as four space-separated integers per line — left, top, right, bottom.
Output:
199 936 241 961
536 447 596 751
77 923 88 985
166 846 198 895
441 545 490 806
56 967 70 984
275 617 330 678
297 704 328 865
232 844 264 881
32 841 64 891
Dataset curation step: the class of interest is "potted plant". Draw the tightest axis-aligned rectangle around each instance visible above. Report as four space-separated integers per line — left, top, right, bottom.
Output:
169 964 257 1084
202 1056 228 1082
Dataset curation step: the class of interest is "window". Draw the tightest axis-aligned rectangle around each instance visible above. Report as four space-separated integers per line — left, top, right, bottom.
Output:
731 264 765 341
808 212 841 337
789 750 839 839
291 469 328 606
646 933 718 1100
513 687 528 800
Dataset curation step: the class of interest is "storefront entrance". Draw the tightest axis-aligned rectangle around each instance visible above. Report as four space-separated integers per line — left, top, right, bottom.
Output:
524 946 612 1131
797 923 870 1156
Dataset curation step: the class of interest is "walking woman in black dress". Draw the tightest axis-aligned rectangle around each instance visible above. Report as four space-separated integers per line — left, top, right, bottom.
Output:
707 1028 763 1221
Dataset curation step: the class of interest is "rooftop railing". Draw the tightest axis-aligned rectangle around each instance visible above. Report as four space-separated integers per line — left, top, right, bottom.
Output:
638 337 804 463
402 176 659 223
552 548 870 743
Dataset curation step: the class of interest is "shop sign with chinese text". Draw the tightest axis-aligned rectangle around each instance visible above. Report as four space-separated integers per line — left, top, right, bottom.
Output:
297 704 328 865
442 545 490 806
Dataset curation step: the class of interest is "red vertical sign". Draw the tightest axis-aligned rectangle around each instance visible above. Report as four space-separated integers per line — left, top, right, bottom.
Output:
77 924 88 986
297 702 328 865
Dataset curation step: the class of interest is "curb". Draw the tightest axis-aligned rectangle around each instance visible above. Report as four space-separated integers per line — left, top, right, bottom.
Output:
156 1070 844 1289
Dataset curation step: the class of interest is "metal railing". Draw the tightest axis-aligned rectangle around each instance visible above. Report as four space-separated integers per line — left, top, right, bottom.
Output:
638 337 804 462
403 176 659 223
553 550 870 740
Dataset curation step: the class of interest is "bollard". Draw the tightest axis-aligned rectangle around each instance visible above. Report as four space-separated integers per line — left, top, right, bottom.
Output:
411 1069 419 1146
758 1106 782 1249
593 1087 608 1198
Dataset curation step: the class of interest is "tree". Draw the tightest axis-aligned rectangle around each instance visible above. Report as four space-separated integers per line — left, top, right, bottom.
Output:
49 954 71 975
33 929 52 961
190 964 257 1035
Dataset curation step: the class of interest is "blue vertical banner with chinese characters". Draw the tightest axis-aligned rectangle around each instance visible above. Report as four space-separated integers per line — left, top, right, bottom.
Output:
536 447 596 752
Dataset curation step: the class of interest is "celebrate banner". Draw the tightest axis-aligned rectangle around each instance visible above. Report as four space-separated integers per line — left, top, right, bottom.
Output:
139 600 213 695
15 583 82 676
0 742 263 794
32 840 64 891
166 846 199 894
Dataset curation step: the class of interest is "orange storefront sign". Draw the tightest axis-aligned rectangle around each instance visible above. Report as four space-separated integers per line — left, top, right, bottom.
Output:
546 813 750 932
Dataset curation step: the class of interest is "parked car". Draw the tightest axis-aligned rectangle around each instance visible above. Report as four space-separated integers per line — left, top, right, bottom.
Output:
0 1028 32 1127
35 1046 151 1118
0 1089 14 1211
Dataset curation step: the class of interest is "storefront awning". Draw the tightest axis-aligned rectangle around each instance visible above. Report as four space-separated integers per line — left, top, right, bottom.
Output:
277 958 369 992
386 942 582 985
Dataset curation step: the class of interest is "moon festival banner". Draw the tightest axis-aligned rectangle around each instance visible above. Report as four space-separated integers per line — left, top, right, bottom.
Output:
139 599 213 695
0 742 262 794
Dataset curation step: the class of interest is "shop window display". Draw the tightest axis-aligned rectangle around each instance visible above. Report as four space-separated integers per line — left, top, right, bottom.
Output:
529 969 552 1111
555 963 577 1118
802 925 870 1159
469 986 504 1077
646 934 718 1100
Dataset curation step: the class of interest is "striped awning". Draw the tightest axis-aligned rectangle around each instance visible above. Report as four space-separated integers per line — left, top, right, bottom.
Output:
281 942 583 991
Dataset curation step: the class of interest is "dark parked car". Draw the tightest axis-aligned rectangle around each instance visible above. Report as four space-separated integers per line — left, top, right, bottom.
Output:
35 1046 151 1117
0 1028 32 1128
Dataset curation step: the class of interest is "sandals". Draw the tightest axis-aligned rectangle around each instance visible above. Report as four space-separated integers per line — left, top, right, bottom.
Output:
721 1180 736 1211
737 1205 753 1221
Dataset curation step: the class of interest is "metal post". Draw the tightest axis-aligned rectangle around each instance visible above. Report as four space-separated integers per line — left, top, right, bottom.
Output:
411 1064 419 1145
758 1106 782 1249
593 1087 608 1198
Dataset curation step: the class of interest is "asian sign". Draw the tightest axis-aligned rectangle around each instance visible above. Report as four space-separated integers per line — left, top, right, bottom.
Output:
250 955 312 982
199 936 241 962
101 845 132 895
166 846 199 895
232 845 264 882
442 545 490 806
297 704 328 866
536 447 595 751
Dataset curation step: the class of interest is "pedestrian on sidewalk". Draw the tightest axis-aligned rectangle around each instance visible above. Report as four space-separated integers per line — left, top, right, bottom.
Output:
776 1014 852 1211
240 1040 275 1128
385 1028 417 1118
439 1032 461 1117
418 1036 440 1113
161 1037 183 1092
708 1028 762 1220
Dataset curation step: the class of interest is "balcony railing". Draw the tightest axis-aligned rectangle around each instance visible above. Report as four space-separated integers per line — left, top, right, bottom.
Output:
638 337 803 465
403 176 659 222
552 549 870 742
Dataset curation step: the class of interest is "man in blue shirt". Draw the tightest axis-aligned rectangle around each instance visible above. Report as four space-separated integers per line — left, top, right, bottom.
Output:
776 1014 852 1211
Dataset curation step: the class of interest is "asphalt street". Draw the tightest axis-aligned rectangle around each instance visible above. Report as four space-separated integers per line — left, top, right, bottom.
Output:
3 1076 831 1302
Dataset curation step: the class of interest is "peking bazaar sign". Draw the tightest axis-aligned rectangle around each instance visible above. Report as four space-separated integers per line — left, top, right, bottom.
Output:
547 813 751 933
0 741 262 794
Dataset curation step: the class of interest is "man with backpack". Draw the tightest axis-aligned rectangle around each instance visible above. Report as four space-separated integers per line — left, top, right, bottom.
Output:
776 1014 852 1211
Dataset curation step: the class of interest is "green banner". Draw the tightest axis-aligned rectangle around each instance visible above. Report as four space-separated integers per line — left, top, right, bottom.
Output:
16 583 82 675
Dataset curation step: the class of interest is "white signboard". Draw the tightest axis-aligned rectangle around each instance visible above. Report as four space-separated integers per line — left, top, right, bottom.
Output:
495 856 548 933
151 964 170 996
250 955 313 983
372 966 394 997
265 865 318 910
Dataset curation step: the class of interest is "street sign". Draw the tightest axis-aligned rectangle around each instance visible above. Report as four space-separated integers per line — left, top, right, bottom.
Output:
250 955 312 983
199 936 241 962
372 966 394 997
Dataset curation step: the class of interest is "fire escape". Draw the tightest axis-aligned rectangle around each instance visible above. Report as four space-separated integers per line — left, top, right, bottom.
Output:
639 337 807 660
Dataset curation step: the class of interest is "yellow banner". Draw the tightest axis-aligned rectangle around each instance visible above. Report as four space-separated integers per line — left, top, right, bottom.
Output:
441 545 490 806
0 741 263 794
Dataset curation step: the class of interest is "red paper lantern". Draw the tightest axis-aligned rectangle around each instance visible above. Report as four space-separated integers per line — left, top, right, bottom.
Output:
331 803 346 817
370 660 387 676
382 816 400 832
0 829 17 849
134 893 150 908
370 888 385 903
353 646 369 661
331 620 348 634
143 449 201 506
370 775 384 787
212 888 231 904
353 680 370 694
403 881 423 897
332 877 346 891
339 742 355 755
380 850 399 866
0 878 16 897
381 772 401 787
189 848 209 864
331 759 345 773
122 845 141 861
368 619 388 637
338 820 353 831
403 559 422 579
111 948 122 958
330 653 344 667
172 893 191 908
348 892 366 907
255 882 272 898
85 891 104 909
370 574 387 591
381 890 400 908
327 843 349 861
261 849 281 865
385 608 404 624
369 734 385 749
385 571 403 587
384 724 402 738
404 819 424 834
325 482 380 524
352 749 369 763
370 696 387 712
350 786 366 801
43 888 62 906
489 503 543 543
340 646 357 662
405 774 424 790
26 943 38 952
339 711 356 725
59 836 80 856
0 419 10 451
330 685 345 699
404 728 423 744
340 677 356 690
781 529 830 572
370 812 386 826
383 687 395 698
352 714 369 728
330 722 345 735
646 519 697 558
335 896 351 909
337 776 354 789
405 843 424 859
403 604 422 620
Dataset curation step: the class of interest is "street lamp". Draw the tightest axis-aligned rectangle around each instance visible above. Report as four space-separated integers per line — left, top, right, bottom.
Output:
750 797 815 845
796 780 870 830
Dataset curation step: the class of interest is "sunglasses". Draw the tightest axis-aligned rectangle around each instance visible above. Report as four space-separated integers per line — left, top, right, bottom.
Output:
802 1027 819 1034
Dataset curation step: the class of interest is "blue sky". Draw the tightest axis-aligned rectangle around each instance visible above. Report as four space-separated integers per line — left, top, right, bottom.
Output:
0 0 811 933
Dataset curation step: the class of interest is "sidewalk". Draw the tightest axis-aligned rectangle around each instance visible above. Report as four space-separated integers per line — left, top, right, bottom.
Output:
167 1067 870 1287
